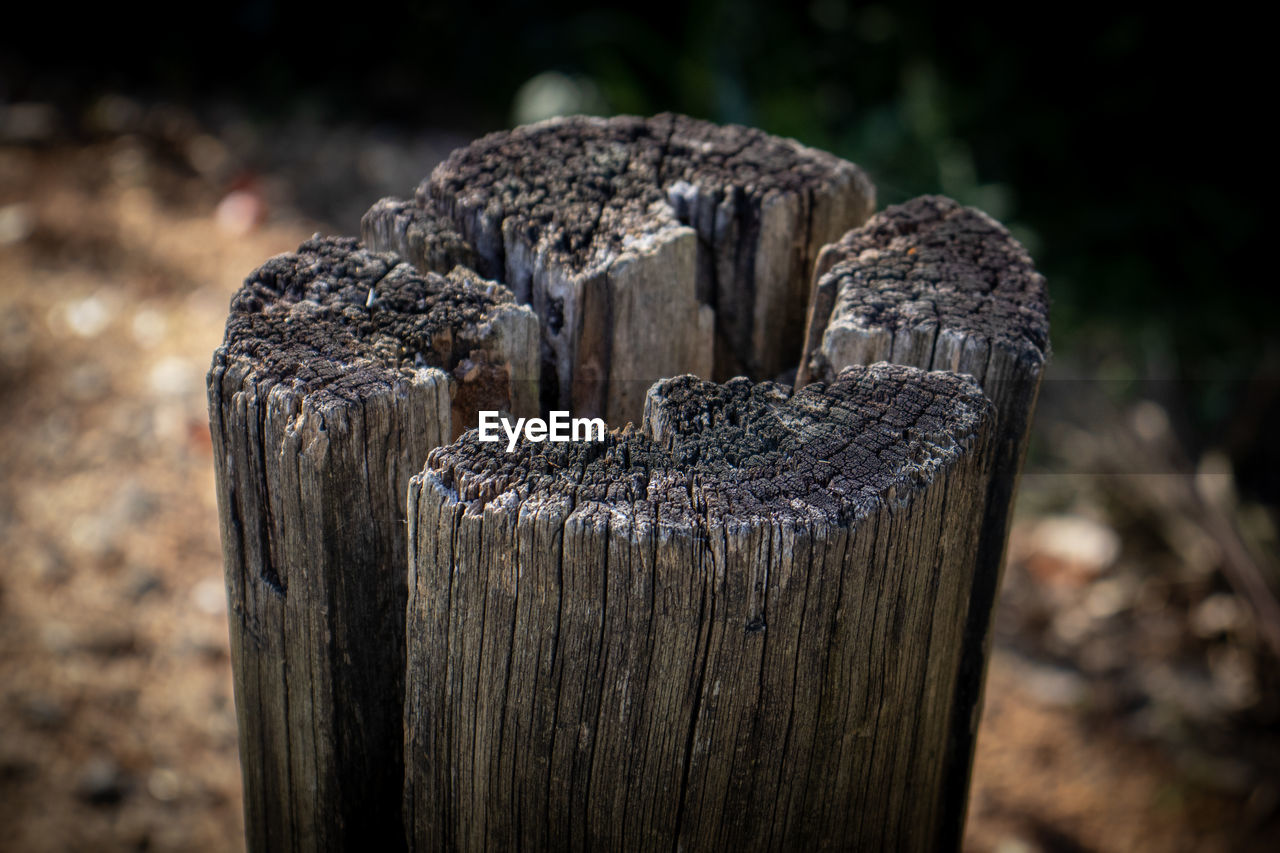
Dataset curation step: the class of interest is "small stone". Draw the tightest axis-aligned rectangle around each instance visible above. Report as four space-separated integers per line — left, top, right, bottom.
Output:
192 577 226 615
130 308 167 347
1207 645 1258 710
77 756 129 806
1083 576 1136 620
215 188 265 237
63 293 115 338
147 767 182 802
40 622 75 655
1020 514 1121 587
1050 606 1093 647
0 202 33 246
148 356 197 398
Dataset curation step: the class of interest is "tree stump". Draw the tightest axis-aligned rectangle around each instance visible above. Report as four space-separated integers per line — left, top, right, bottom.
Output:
207 236 538 851
795 195 1050 845
365 114 875 424
405 363 997 851
211 116 1051 852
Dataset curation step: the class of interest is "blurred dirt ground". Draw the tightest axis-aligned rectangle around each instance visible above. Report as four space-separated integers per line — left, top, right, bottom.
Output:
1 101 1276 852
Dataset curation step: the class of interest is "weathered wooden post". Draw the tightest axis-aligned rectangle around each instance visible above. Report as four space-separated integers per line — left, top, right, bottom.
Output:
207 236 538 850
405 364 997 850
210 114 1048 851
365 113 875 423
796 195 1051 845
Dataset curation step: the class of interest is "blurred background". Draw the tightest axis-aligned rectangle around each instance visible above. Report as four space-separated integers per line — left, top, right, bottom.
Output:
1 3 1276 850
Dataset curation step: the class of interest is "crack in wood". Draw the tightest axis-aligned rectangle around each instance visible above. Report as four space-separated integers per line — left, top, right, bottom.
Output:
208 116 1048 853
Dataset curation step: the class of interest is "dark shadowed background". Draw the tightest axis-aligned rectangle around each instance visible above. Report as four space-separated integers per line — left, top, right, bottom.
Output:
2 3 1276 851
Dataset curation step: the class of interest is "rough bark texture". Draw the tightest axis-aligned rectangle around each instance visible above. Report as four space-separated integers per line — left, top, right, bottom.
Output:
369 113 875 425
361 197 478 275
795 195 1050 847
207 236 538 852
405 363 997 851
213 124 1050 852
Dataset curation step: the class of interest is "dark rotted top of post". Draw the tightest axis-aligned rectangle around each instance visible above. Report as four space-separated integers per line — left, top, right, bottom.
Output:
208 235 539 851
412 113 874 390
795 195 1051 851
406 362 999 850
425 113 870 280
799 195 1049 386
215 235 526 410
423 362 993 530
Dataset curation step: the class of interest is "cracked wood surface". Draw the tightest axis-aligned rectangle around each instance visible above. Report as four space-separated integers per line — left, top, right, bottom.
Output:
210 116 1049 852
795 195 1050 848
405 364 996 851
361 197 478 276
366 114 874 424
207 236 537 852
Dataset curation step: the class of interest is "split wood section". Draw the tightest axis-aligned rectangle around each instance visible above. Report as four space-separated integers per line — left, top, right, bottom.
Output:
796 195 1050 847
208 115 1050 852
365 113 875 424
207 237 537 852
406 365 996 851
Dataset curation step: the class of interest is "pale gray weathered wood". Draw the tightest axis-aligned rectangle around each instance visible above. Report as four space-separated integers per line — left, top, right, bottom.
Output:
405 363 997 851
207 236 537 852
794 195 1051 847
361 196 478 275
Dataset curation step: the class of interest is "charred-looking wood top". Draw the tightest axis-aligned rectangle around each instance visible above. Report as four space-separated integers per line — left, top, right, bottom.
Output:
207 236 537 853
425 362 990 529
217 235 538 424
429 113 862 278
798 195 1049 387
361 197 477 275
222 235 510 405
406 363 998 850
379 113 873 423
